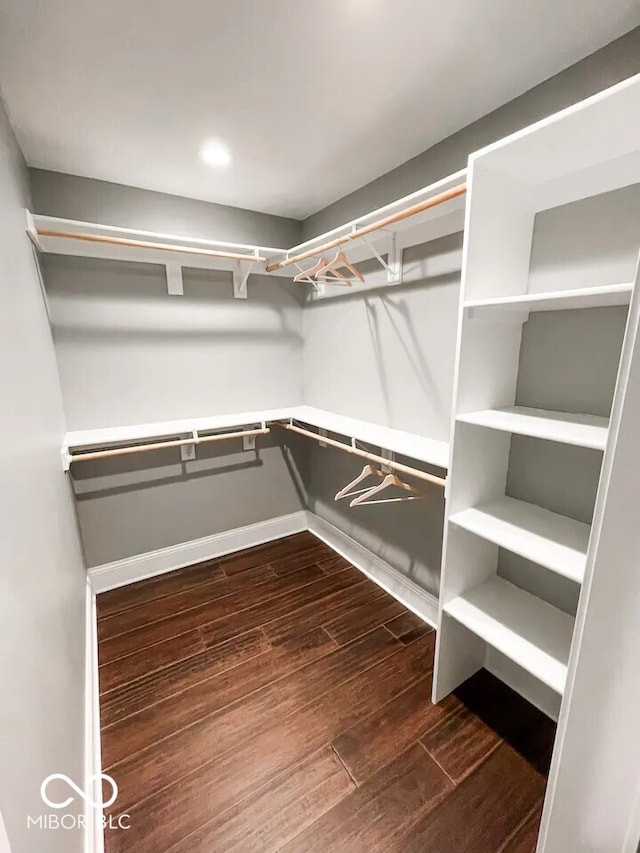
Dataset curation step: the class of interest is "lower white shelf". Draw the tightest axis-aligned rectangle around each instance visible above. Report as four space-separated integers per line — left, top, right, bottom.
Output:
443 576 574 695
448 496 589 584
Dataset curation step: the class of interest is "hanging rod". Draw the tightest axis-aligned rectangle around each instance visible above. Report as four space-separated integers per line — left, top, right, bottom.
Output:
265 183 466 273
278 422 446 488
67 426 269 465
36 229 266 263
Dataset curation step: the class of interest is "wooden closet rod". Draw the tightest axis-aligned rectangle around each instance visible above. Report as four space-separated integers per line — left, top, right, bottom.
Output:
265 183 466 272
278 422 446 488
36 230 266 263
68 427 270 464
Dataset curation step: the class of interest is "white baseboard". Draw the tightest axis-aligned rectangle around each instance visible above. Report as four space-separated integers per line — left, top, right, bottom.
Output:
84 580 103 853
88 511 308 593
306 512 438 629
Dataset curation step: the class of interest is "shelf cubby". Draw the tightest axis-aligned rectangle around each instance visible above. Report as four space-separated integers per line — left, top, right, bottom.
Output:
448 496 589 584
443 576 574 695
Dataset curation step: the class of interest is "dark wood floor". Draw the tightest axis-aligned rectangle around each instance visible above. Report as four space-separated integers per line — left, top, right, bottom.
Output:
97 531 556 852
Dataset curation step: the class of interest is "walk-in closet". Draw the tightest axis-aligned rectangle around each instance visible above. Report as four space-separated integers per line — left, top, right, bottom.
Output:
1 6 640 853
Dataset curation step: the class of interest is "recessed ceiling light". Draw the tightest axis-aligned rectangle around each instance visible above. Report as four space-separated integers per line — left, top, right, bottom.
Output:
199 140 232 168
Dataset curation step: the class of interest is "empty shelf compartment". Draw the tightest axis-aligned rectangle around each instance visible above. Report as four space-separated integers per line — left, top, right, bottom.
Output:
443 576 574 695
457 406 608 450
449 496 589 584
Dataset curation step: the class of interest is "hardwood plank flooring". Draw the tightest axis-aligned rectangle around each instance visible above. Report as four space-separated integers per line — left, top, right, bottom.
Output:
97 531 556 852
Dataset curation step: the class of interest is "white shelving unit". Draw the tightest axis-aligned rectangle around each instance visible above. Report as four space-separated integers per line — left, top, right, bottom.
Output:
434 75 640 713
432 71 640 852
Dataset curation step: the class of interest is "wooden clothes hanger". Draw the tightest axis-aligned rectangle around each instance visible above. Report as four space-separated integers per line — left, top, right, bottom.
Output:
349 473 425 507
316 249 365 284
293 256 329 282
335 463 385 501
293 254 353 287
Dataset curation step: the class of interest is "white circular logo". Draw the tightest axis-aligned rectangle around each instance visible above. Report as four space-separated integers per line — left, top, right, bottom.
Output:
40 774 118 810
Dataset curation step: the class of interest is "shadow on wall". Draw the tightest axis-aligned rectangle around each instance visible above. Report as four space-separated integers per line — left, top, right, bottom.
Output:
73 431 307 505
71 430 309 567
44 256 304 342
40 254 305 429
290 440 446 599
302 233 463 439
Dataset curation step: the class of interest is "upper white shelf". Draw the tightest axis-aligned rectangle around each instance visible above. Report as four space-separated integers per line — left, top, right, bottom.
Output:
64 405 449 469
449 496 589 584
31 168 468 287
64 408 294 450
457 406 609 451
267 169 468 277
443 575 574 695
31 214 286 275
464 282 633 318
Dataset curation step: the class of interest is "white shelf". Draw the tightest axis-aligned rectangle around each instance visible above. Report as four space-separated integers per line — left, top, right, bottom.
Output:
64 405 449 469
290 406 449 469
33 169 468 284
465 282 633 317
457 406 609 451
443 576 574 694
273 169 468 277
449 496 589 584
32 214 287 275
64 408 296 449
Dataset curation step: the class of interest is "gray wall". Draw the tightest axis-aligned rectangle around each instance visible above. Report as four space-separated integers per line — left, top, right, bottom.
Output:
302 26 640 238
499 185 640 615
301 237 460 597
44 256 304 430
73 431 307 567
37 176 307 566
31 169 302 247
0 98 86 851
303 235 461 439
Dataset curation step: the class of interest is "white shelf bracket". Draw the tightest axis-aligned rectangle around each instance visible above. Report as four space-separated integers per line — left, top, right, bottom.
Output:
387 233 403 285
380 447 394 474
233 261 251 299
319 428 328 448
243 433 257 451
360 234 403 284
165 262 184 296
61 446 71 473
180 430 198 461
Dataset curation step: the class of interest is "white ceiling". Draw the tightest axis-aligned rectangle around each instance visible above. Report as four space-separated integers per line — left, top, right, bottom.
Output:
0 0 638 219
